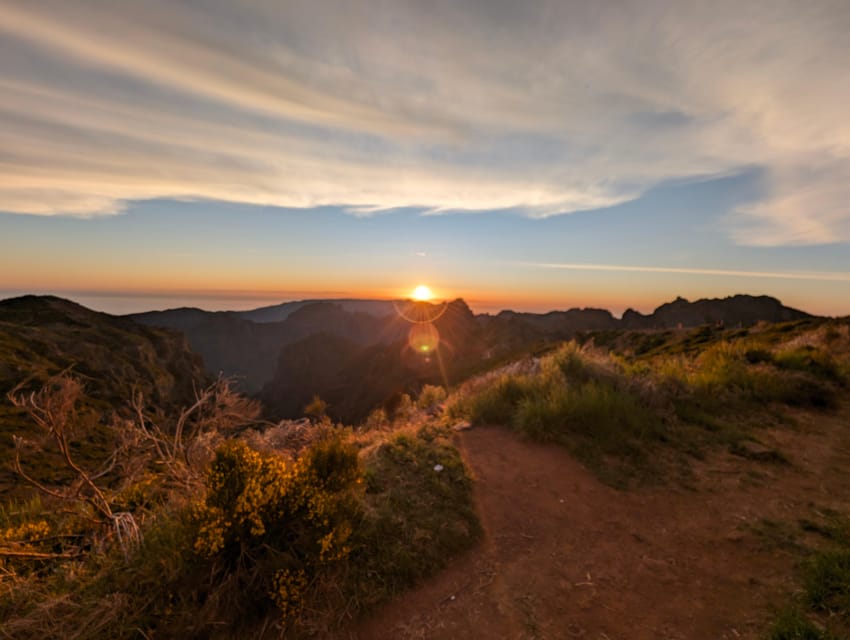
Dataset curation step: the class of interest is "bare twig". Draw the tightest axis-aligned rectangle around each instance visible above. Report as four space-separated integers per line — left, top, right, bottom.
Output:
8 375 141 558
129 375 261 489
0 549 82 560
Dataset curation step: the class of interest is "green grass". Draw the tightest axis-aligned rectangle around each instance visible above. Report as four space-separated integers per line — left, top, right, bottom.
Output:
349 424 481 607
449 344 667 485
804 550 850 618
767 607 838 640
774 347 844 383
462 373 538 426
451 321 850 487
800 513 850 547
762 510 850 639
748 518 803 553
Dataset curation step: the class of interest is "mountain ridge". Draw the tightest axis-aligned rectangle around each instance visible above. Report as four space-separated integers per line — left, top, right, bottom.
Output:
126 292 812 422
0 292 817 424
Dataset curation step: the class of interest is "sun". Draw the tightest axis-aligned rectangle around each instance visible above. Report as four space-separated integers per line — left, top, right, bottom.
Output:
410 284 433 301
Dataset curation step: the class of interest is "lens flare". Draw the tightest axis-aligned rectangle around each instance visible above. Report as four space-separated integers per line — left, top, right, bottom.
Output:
394 285 448 363
407 322 440 353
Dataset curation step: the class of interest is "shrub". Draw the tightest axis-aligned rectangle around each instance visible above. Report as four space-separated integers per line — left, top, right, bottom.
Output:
681 342 838 409
381 392 415 424
768 373 838 409
304 395 329 420
193 436 362 624
690 342 751 392
774 347 843 383
551 342 592 383
348 426 481 607
513 389 566 442
417 384 447 410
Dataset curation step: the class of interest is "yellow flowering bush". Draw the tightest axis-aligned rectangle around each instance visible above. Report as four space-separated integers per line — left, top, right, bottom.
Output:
270 568 308 619
0 519 50 544
193 436 361 621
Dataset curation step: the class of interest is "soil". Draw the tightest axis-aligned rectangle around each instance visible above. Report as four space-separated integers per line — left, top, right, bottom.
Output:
347 407 850 640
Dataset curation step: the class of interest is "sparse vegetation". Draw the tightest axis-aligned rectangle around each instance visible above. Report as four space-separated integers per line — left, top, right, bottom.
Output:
0 372 479 638
449 319 849 486
417 384 447 410
447 343 667 484
304 394 329 421
767 607 837 640
804 549 850 620
760 509 850 639
349 424 480 607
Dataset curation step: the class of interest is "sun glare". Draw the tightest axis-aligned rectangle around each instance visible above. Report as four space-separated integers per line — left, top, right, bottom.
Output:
411 284 433 301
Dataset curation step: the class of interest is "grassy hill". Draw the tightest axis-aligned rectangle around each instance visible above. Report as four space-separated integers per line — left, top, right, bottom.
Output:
0 295 208 495
1 296 847 638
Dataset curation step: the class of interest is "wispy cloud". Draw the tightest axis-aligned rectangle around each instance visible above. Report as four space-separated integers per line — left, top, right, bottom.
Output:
521 262 850 283
0 1 849 245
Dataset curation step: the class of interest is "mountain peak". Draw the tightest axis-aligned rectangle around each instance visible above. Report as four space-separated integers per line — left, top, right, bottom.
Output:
0 294 111 327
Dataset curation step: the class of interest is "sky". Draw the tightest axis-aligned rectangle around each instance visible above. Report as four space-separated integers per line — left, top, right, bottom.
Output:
1 0 849 316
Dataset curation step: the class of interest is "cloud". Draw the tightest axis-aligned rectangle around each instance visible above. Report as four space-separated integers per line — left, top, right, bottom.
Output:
0 0 848 244
730 159 850 246
522 262 850 283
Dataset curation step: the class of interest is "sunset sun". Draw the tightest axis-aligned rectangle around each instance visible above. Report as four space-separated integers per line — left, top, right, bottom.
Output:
411 285 433 301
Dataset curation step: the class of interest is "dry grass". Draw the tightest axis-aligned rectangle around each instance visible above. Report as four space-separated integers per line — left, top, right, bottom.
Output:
446 320 849 486
1 385 480 639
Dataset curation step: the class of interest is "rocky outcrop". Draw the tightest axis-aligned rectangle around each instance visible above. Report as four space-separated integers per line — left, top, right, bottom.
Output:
620 295 810 329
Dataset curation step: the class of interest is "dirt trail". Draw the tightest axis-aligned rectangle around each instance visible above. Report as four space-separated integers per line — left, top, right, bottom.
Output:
349 408 850 640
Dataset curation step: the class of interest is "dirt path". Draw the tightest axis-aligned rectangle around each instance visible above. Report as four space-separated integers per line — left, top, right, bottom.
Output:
349 408 850 640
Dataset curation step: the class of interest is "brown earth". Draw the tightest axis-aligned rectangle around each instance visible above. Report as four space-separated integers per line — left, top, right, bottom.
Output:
347 406 850 640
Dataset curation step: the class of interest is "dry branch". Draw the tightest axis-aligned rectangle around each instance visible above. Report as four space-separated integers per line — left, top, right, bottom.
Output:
0 549 82 560
7 374 141 559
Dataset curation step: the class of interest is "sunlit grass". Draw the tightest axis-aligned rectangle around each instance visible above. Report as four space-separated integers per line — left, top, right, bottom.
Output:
448 319 850 486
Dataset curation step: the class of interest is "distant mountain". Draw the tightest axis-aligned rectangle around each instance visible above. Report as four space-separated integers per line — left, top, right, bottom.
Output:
491 308 619 337
620 295 811 329
0 295 207 495
0 291 819 429
129 301 405 392
261 299 491 422
237 298 399 323
126 293 814 421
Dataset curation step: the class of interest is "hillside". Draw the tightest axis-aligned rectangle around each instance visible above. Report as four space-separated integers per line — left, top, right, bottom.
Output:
0 296 205 405
0 295 208 495
261 300 489 423
130 302 403 393
1 296 848 639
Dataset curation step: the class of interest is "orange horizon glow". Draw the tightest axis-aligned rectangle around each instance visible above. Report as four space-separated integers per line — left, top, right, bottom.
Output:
1 279 847 319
